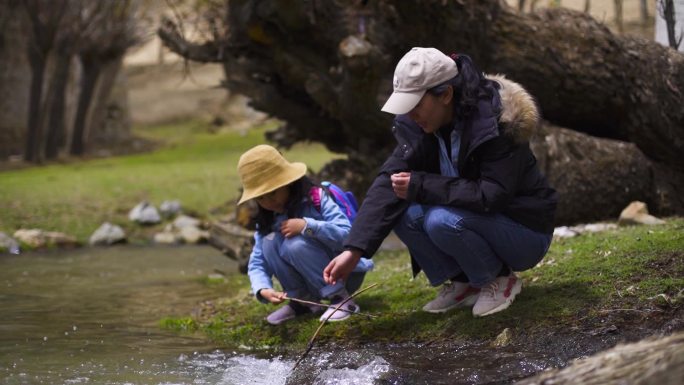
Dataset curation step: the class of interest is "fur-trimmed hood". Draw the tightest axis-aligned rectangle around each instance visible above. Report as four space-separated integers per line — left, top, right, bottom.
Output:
487 74 539 142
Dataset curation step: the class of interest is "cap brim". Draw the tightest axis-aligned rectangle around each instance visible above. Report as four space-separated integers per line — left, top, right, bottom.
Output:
381 90 424 115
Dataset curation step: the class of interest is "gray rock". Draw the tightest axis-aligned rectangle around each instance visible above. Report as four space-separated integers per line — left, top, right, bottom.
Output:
159 200 182 218
153 232 178 244
179 226 208 244
128 202 161 224
89 222 127 245
618 201 666 226
173 215 201 229
13 229 78 248
0 232 20 254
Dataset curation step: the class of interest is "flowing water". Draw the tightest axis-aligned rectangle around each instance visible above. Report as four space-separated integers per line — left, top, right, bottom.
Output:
0 246 559 385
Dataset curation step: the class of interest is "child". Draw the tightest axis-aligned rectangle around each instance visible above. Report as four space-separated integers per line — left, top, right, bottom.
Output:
237 144 373 325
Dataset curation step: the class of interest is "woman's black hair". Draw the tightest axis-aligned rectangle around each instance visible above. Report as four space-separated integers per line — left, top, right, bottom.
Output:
427 54 497 120
254 176 315 235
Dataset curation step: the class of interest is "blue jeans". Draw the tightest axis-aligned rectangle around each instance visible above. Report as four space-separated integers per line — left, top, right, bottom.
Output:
393 204 552 288
261 233 366 300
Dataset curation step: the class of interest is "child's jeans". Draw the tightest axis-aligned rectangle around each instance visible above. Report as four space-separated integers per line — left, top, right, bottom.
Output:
393 203 552 288
261 232 370 300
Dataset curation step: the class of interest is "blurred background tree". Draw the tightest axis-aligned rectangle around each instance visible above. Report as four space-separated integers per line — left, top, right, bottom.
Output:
158 0 684 224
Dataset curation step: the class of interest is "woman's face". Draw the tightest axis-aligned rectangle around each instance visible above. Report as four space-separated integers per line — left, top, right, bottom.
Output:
407 86 454 134
255 185 290 213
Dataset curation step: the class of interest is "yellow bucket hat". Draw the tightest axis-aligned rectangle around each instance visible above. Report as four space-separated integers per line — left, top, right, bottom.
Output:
237 144 307 205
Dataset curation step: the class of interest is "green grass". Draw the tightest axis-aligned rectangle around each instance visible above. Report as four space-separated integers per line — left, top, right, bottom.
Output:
172 218 683 350
0 120 343 242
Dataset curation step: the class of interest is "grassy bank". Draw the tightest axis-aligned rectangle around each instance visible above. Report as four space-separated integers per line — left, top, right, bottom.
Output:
165 218 683 350
0 120 342 243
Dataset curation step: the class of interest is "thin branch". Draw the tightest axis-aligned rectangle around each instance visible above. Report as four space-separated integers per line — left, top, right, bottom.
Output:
293 282 379 370
287 297 378 319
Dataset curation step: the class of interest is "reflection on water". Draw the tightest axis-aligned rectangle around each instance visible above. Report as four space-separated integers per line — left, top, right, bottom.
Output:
0 245 236 384
0 246 554 384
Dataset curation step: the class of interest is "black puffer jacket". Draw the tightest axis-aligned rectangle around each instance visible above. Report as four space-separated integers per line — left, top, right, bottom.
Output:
345 75 558 260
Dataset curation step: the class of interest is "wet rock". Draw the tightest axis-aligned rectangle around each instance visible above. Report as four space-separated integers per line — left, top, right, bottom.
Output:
153 231 178 244
173 214 202 229
553 226 578 239
89 222 127 245
160 200 182 218
13 229 79 248
0 232 20 254
179 226 208 244
515 331 684 385
128 201 161 224
618 201 666 226
553 222 618 240
492 328 513 347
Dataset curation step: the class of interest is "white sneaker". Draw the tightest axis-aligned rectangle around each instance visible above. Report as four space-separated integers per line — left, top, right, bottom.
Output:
319 298 359 322
472 273 522 317
422 281 481 313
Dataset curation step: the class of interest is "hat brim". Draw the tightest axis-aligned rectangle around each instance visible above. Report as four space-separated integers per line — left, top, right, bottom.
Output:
237 162 307 205
381 90 425 115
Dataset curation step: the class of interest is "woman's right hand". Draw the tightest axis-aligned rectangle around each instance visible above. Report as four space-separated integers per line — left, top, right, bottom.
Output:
259 288 287 304
324 249 362 285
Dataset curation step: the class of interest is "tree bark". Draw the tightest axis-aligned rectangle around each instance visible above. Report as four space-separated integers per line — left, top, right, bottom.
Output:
159 0 684 223
70 54 101 156
44 45 71 159
24 46 46 163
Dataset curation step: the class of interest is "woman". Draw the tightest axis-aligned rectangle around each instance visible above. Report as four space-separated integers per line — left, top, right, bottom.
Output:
324 47 557 317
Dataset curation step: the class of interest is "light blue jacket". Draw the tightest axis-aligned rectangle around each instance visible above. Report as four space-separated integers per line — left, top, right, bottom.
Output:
247 190 374 297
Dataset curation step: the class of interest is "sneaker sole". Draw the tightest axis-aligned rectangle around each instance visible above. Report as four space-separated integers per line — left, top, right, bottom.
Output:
422 293 479 314
474 280 522 317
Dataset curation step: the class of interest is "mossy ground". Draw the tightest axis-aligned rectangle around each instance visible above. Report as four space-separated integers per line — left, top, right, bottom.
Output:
177 218 683 352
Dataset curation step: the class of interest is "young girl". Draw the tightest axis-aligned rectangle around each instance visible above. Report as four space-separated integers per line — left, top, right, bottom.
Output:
237 144 373 325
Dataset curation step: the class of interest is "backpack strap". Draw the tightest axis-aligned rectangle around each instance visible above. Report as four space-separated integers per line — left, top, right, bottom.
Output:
309 186 322 212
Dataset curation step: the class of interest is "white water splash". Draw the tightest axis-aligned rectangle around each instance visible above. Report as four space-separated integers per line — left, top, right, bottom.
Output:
313 357 390 385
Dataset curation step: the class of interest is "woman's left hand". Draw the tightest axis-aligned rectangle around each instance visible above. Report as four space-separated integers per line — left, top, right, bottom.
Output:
391 172 411 199
281 218 306 238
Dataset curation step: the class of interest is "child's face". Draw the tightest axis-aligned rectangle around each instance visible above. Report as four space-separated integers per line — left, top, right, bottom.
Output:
255 185 290 214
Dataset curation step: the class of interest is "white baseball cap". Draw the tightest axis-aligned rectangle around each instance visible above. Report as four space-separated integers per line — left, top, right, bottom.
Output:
381 47 459 115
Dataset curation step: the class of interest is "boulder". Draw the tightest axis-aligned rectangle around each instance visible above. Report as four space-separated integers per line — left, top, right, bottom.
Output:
618 201 667 226
13 229 79 248
153 231 178 244
173 214 202 229
128 201 161 224
159 200 182 218
89 222 127 245
0 232 20 254
178 226 209 244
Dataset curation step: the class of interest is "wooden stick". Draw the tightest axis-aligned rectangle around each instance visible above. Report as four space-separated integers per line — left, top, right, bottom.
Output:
287 297 378 318
292 282 379 370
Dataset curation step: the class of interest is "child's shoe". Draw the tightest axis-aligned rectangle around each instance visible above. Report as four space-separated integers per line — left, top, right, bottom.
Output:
266 302 323 325
319 296 359 322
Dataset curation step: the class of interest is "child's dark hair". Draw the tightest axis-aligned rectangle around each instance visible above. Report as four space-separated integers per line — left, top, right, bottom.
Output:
427 54 498 120
255 176 315 235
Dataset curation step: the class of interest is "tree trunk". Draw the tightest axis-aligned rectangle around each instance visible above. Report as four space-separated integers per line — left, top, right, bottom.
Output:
70 54 101 156
44 46 71 159
87 55 126 145
159 0 684 223
24 47 46 163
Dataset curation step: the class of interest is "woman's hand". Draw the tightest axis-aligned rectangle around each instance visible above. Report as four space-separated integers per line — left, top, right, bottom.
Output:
324 249 362 285
259 288 287 304
391 172 411 199
281 218 306 238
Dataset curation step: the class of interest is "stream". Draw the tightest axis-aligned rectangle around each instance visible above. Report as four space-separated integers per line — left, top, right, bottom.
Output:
0 245 561 384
